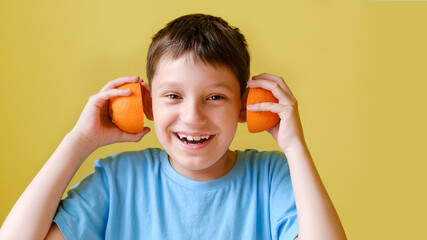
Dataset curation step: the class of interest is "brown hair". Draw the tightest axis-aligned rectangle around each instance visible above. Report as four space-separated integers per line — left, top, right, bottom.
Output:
146 14 250 96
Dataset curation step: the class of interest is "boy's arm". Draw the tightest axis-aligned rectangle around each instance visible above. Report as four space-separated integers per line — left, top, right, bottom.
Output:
0 127 96 239
0 76 150 239
247 73 346 240
284 144 344 239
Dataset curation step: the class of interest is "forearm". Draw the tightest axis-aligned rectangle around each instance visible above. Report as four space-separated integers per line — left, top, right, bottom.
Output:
0 132 95 240
285 146 346 240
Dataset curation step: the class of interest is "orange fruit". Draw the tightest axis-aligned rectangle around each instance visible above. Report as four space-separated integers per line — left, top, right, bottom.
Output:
109 83 144 133
246 88 280 133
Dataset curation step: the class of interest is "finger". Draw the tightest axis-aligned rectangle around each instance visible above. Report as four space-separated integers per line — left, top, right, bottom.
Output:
90 88 133 106
247 102 277 113
117 127 151 143
252 73 287 90
247 79 297 106
99 76 141 92
252 73 294 98
247 102 296 116
252 73 283 82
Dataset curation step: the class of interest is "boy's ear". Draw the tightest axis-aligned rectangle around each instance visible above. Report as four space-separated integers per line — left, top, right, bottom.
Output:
239 87 249 123
141 82 153 121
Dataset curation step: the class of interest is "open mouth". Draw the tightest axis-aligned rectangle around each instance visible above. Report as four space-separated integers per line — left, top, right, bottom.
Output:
175 133 214 145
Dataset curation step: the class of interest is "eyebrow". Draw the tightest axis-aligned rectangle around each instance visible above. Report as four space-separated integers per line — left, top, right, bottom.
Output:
156 81 181 90
157 80 234 92
208 82 234 91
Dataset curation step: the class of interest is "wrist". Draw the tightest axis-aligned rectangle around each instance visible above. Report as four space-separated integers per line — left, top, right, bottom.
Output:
281 137 308 154
64 130 98 156
282 142 311 164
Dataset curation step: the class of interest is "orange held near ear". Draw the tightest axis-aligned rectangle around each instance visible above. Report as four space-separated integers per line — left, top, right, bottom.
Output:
109 83 144 133
246 88 280 133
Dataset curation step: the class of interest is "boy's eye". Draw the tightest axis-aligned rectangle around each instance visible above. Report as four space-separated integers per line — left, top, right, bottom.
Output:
165 94 181 99
208 95 224 101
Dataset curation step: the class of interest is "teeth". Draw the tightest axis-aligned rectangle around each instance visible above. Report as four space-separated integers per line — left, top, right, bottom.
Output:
177 133 212 141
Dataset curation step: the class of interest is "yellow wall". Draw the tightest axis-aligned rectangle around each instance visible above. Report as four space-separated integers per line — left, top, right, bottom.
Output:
1 0 426 239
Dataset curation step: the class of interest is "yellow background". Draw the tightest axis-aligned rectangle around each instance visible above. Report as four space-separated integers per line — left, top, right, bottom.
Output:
1 0 426 239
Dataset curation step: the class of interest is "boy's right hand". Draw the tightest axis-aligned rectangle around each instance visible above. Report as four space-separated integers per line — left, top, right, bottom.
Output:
69 76 151 151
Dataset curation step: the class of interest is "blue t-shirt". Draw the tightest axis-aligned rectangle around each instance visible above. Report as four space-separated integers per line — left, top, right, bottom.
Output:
54 148 298 240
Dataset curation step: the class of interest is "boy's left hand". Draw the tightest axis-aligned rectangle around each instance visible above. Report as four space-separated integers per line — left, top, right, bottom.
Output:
247 73 307 153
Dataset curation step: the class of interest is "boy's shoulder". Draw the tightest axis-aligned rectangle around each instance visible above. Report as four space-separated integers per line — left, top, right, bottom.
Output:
238 149 287 163
237 149 289 172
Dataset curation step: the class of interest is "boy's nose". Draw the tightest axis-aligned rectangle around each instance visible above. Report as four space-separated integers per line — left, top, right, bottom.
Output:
180 100 208 126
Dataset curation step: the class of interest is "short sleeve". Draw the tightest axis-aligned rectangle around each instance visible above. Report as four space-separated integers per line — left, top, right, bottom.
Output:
268 151 299 240
54 159 109 240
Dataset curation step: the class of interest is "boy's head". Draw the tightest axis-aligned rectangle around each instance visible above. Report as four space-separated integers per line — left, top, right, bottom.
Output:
146 13 250 97
144 14 250 181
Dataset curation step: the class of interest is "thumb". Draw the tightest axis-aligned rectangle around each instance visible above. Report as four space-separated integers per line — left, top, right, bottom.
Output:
118 127 151 142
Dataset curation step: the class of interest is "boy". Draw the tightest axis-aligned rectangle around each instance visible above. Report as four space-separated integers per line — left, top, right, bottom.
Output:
0 14 346 239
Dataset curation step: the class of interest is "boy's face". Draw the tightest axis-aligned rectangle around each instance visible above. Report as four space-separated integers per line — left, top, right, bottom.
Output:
150 54 244 181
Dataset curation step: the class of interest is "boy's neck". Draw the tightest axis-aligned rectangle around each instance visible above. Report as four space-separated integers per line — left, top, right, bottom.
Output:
168 150 237 182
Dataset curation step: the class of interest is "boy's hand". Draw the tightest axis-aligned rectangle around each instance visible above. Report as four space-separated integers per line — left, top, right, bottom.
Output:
246 73 306 153
70 76 151 150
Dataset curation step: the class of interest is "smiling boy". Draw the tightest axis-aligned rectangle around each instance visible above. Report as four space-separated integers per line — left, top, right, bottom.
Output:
0 14 346 239
152 55 242 181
